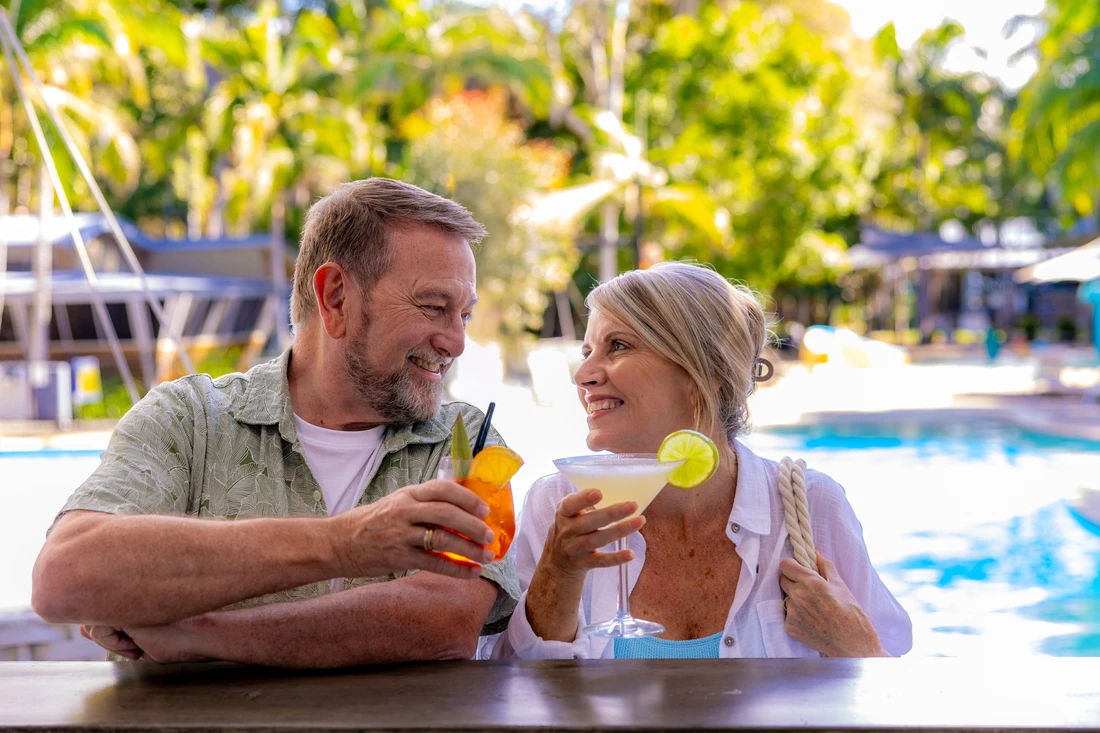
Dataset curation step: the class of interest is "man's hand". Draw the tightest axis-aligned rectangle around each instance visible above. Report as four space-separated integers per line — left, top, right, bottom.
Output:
778 549 887 658
330 479 496 580
80 620 211 664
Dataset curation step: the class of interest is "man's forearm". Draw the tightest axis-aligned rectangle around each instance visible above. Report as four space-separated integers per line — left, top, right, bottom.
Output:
182 574 499 668
33 511 341 626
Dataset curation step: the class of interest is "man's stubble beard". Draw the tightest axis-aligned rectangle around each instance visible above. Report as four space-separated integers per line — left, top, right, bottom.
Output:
343 317 443 425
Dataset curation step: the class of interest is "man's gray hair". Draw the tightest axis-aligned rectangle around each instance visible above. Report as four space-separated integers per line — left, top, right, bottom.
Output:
291 178 487 326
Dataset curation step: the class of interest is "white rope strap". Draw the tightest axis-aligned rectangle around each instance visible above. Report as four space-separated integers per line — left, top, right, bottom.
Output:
778 457 817 573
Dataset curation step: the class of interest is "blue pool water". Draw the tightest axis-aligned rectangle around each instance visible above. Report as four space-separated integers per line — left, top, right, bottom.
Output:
749 421 1100 657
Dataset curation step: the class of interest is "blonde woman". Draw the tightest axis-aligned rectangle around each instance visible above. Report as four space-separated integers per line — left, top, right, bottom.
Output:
490 262 911 659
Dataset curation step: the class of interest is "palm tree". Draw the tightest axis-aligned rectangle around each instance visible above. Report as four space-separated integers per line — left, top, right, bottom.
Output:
0 0 152 210
344 1 552 129
0 0 184 399
522 0 728 281
173 0 370 239
1013 0 1100 219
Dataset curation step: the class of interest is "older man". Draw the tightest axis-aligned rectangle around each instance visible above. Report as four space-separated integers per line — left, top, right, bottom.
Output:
32 178 518 667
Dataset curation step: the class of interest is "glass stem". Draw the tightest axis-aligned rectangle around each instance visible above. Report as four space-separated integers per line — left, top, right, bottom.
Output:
617 536 631 618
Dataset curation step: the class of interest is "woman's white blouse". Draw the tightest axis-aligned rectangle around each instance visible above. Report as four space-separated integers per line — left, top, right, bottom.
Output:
483 439 912 659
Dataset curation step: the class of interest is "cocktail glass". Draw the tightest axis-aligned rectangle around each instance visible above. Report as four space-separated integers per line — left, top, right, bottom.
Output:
437 456 516 563
552 453 684 638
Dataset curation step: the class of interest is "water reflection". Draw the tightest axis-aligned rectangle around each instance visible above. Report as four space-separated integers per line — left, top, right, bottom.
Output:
747 421 1100 657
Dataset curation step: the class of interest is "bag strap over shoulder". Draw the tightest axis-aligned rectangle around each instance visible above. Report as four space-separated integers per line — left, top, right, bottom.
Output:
778 457 817 573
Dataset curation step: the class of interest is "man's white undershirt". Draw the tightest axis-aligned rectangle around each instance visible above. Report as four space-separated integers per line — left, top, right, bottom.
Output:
293 414 387 592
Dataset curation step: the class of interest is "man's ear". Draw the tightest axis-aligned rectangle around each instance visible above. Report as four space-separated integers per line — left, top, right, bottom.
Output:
314 263 352 340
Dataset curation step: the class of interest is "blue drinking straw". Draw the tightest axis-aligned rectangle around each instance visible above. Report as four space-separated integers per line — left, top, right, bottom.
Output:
472 402 496 456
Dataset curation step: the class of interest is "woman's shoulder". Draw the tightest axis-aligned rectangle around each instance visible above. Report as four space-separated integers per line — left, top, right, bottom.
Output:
527 472 576 504
518 472 575 516
737 440 850 513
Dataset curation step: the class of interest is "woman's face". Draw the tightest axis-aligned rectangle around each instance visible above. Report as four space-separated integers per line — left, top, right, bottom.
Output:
575 310 699 454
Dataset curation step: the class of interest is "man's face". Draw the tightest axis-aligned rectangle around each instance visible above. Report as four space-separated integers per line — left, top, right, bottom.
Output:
343 222 477 424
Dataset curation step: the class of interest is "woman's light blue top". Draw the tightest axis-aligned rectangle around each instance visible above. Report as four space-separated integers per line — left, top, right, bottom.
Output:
613 631 722 659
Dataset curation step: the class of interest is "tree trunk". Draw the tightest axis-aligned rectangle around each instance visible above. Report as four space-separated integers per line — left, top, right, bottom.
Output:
187 128 204 240
608 0 631 119
270 192 292 349
599 198 619 281
598 0 632 282
0 160 9 325
29 162 52 390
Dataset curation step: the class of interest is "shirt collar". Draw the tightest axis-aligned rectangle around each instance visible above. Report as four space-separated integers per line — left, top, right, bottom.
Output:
228 346 457 453
229 347 298 444
728 438 772 535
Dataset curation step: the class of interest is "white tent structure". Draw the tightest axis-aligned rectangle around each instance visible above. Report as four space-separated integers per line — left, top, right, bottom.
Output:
1015 236 1100 354
1014 236 1100 284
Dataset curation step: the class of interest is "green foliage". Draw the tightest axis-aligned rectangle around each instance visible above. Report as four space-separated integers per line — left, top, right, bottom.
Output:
629 0 875 293
74 346 244 420
870 21 1045 235
0 0 156 201
76 378 136 420
401 89 576 343
1058 316 1080 342
1019 314 1040 341
6 0 1092 359
196 345 245 378
1013 0 1100 219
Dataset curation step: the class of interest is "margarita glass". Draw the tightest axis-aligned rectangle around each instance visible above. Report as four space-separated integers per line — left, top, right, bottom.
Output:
552 453 684 638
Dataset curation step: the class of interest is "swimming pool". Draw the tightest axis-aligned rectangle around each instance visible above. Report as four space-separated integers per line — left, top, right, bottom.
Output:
745 421 1100 657
0 450 106 611
3 420 1098 657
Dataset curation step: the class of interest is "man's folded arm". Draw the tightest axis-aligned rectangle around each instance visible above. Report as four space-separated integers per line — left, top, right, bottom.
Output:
180 573 502 667
33 509 342 627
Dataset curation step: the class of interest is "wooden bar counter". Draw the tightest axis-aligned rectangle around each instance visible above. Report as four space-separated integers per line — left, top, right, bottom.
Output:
2 659 1098 733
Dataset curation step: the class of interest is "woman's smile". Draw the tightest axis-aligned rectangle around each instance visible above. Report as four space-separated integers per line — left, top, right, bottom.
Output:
585 395 625 421
575 311 698 453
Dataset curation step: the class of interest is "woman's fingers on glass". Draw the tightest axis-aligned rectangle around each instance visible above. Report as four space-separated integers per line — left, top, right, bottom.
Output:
559 489 602 517
578 515 644 550
570 502 637 534
584 547 635 569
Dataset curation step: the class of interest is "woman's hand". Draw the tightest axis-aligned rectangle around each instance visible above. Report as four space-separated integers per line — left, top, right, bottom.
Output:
778 549 887 658
523 490 642 643
541 490 644 580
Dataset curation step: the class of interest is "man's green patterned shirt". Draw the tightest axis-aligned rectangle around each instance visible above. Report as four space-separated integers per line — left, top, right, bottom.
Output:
57 348 519 634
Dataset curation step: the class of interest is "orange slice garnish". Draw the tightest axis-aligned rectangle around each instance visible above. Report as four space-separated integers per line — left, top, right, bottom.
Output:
467 446 524 487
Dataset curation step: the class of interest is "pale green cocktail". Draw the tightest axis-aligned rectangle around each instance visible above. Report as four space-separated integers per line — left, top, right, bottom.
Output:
553 453 683 638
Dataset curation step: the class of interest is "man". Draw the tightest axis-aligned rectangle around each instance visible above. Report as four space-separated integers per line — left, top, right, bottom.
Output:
32 178 519 667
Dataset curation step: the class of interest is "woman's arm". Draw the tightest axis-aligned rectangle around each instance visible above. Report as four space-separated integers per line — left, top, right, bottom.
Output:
521 489 640 642
490 476 637 659
779 550 888 657
793 471 913 656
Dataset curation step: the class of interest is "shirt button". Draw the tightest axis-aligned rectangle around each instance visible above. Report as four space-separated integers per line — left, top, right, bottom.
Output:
312 490 322 502
730 522 740 533
724 636 734 646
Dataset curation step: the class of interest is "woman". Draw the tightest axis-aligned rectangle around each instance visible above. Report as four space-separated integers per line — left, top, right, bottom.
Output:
490 262 911 659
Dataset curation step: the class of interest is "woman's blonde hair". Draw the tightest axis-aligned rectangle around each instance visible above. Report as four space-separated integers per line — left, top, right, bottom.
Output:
586 261 769 441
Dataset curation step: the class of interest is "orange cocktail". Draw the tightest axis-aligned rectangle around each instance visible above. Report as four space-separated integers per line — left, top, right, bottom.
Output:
455 474 515 562
437 446 521 563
